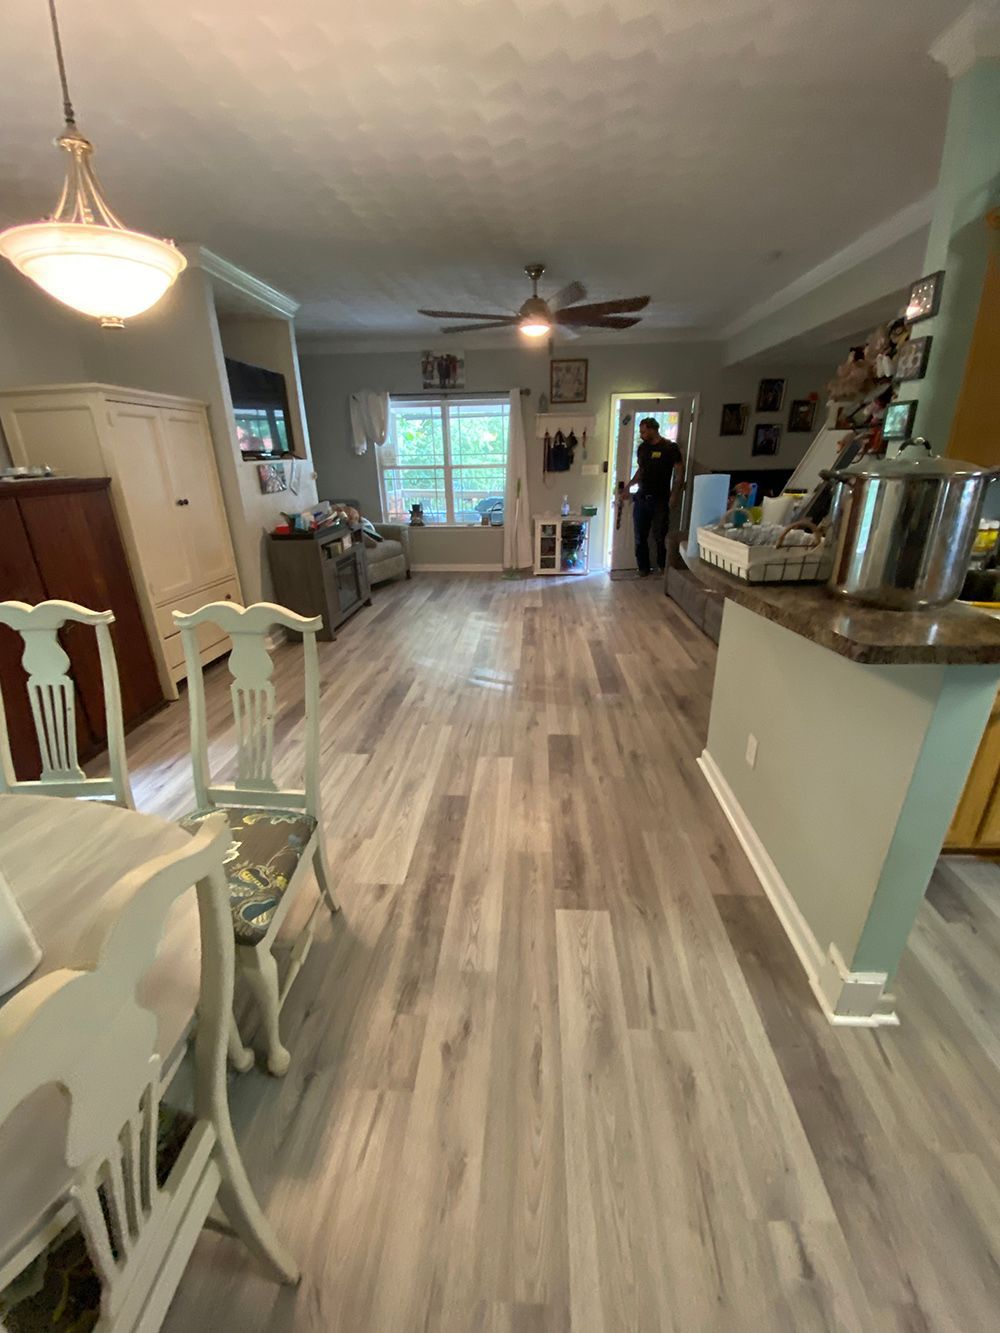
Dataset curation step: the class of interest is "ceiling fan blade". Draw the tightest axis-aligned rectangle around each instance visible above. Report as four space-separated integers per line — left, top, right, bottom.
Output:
418 309 517 321
441 320 520 333
570 315 643 329
548 280 587 310
557 296 650 322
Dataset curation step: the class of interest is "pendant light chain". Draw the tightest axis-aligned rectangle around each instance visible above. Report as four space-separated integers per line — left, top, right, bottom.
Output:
47 0 77 129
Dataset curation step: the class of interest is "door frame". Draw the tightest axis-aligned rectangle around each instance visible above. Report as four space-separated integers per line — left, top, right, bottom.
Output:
603 390 700 568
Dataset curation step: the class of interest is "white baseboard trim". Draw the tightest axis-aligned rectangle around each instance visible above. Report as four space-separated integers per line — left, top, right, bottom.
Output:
697 750 899 1027
410 563 504 573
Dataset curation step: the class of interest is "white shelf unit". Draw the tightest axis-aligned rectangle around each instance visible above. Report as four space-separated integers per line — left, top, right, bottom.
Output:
533 513 593 576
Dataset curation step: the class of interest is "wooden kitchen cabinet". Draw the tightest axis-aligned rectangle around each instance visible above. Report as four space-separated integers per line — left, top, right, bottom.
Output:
945 689 1000 854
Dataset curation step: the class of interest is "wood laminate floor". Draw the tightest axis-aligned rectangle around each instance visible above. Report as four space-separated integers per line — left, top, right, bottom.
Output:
125 573 1000 1332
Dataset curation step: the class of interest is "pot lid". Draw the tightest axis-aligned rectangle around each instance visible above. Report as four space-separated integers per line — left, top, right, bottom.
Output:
833 439 997 481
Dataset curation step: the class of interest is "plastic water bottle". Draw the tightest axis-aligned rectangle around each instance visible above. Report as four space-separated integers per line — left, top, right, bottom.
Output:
561 495 570 516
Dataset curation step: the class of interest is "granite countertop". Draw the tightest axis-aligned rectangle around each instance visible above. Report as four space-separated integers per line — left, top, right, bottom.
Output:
691 561 1000 665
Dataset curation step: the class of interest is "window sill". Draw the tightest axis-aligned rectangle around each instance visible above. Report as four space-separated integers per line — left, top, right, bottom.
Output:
392 522 503 531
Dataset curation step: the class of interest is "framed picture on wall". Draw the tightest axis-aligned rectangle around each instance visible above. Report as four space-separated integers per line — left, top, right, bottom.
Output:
756 378 785 412
720 403 749 436
883 400 917 439
550 358 588 404
787 399 816 433
895 335 932 382
421 349 465 389
905 271 944 324
257 462 288 494
752 423 781 457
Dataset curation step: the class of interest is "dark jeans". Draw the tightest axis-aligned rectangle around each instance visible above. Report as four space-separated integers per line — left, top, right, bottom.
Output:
633 492 670 573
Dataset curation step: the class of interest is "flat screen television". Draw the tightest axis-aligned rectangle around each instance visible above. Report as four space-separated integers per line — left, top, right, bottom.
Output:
225 356 295 458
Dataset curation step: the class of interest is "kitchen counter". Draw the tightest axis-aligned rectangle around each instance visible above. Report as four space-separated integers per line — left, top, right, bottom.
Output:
693 560 1000 665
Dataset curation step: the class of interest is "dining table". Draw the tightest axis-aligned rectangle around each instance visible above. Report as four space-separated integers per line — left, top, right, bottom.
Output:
0 793 199 1274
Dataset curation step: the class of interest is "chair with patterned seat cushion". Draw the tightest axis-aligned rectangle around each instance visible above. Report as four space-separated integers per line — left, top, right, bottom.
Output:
0 815 298 1333
173 601 338 1077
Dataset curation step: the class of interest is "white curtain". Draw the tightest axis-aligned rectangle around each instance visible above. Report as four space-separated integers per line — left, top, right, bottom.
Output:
349 389 389 455
503 388 532 571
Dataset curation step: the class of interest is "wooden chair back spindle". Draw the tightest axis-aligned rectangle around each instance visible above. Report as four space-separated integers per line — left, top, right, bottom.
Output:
0 600 133 806
173 602 323 817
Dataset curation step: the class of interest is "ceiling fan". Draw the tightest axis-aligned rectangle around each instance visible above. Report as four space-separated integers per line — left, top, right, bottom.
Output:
418 264 650 339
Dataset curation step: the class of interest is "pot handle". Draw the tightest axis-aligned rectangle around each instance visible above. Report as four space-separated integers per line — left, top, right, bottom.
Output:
897 436 932 456
776 519 822 550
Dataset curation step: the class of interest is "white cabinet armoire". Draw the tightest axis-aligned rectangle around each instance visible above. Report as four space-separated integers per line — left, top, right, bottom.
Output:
0 384 242 698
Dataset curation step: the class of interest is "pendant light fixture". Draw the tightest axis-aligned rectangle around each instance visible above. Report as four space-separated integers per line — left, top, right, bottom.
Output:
0 0 186 328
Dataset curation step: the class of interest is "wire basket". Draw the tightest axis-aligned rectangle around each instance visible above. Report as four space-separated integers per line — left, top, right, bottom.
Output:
697 526 832 585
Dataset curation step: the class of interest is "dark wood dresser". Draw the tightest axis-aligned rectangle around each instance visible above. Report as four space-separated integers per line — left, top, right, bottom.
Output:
0 476 164 779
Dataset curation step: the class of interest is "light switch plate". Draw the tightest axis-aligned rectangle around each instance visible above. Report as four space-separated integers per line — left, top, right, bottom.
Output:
745 734 758 768
582 463 599 476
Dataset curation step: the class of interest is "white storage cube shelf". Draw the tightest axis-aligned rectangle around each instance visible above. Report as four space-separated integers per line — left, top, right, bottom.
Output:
533 514 592 576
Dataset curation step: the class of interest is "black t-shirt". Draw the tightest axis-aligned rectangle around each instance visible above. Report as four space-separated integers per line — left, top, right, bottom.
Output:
635 437 682 498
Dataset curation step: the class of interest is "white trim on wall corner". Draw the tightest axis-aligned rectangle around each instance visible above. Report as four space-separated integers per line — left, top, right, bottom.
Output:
930 2 1000 78
182 246 300 319
411 563 504 573
697 749 899 1027
718 194 934 342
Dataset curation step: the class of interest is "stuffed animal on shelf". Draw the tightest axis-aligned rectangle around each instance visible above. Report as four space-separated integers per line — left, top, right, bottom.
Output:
827 345 877 402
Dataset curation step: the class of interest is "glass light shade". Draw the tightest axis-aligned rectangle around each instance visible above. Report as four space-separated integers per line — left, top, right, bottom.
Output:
519 319 551 337
0 220 186 326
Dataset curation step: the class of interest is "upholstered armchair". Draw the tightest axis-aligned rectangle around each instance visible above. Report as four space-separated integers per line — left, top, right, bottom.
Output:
329 499 411 586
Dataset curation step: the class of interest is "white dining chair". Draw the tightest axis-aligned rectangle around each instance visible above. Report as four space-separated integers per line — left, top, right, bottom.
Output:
172 601 338 1077
0 599 133 807
0 813 298 1332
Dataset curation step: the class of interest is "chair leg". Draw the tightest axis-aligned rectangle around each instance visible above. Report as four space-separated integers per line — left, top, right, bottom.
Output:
241 945 291 1076
228 1011 255 1074
213 1126 300 1286
313 838 340 915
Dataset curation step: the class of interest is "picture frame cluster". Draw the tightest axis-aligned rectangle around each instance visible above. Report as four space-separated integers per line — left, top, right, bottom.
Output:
720 377 818 457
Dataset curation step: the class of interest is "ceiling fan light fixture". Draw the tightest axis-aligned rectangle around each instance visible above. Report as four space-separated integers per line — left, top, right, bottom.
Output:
519 319 551 338
0 1 185 327
518 293 551 337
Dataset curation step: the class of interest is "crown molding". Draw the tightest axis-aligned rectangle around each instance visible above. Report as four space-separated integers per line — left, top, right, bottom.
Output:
180 245 300 319
718 193 934 342
930 2 1000 78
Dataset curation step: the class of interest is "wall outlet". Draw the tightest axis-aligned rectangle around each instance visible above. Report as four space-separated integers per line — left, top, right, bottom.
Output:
582 463 599 476
745 733 758 769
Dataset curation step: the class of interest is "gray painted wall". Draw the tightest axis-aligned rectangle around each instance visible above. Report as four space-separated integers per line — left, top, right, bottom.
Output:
706 601 943 971
299 340 832 566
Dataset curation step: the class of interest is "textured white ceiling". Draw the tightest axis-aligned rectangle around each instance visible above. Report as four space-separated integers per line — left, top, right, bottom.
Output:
0 1 958 337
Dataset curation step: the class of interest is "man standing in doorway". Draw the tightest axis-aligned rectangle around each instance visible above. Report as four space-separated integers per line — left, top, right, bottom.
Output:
628 417 684 576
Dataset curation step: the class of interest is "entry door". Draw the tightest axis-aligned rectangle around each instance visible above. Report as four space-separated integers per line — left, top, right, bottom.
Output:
609 396 694 574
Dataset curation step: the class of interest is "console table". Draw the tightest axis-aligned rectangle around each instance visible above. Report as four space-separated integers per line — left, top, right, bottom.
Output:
268 523 371 640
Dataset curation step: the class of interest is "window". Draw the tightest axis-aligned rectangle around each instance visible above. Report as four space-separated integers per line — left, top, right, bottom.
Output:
378 397 510 524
